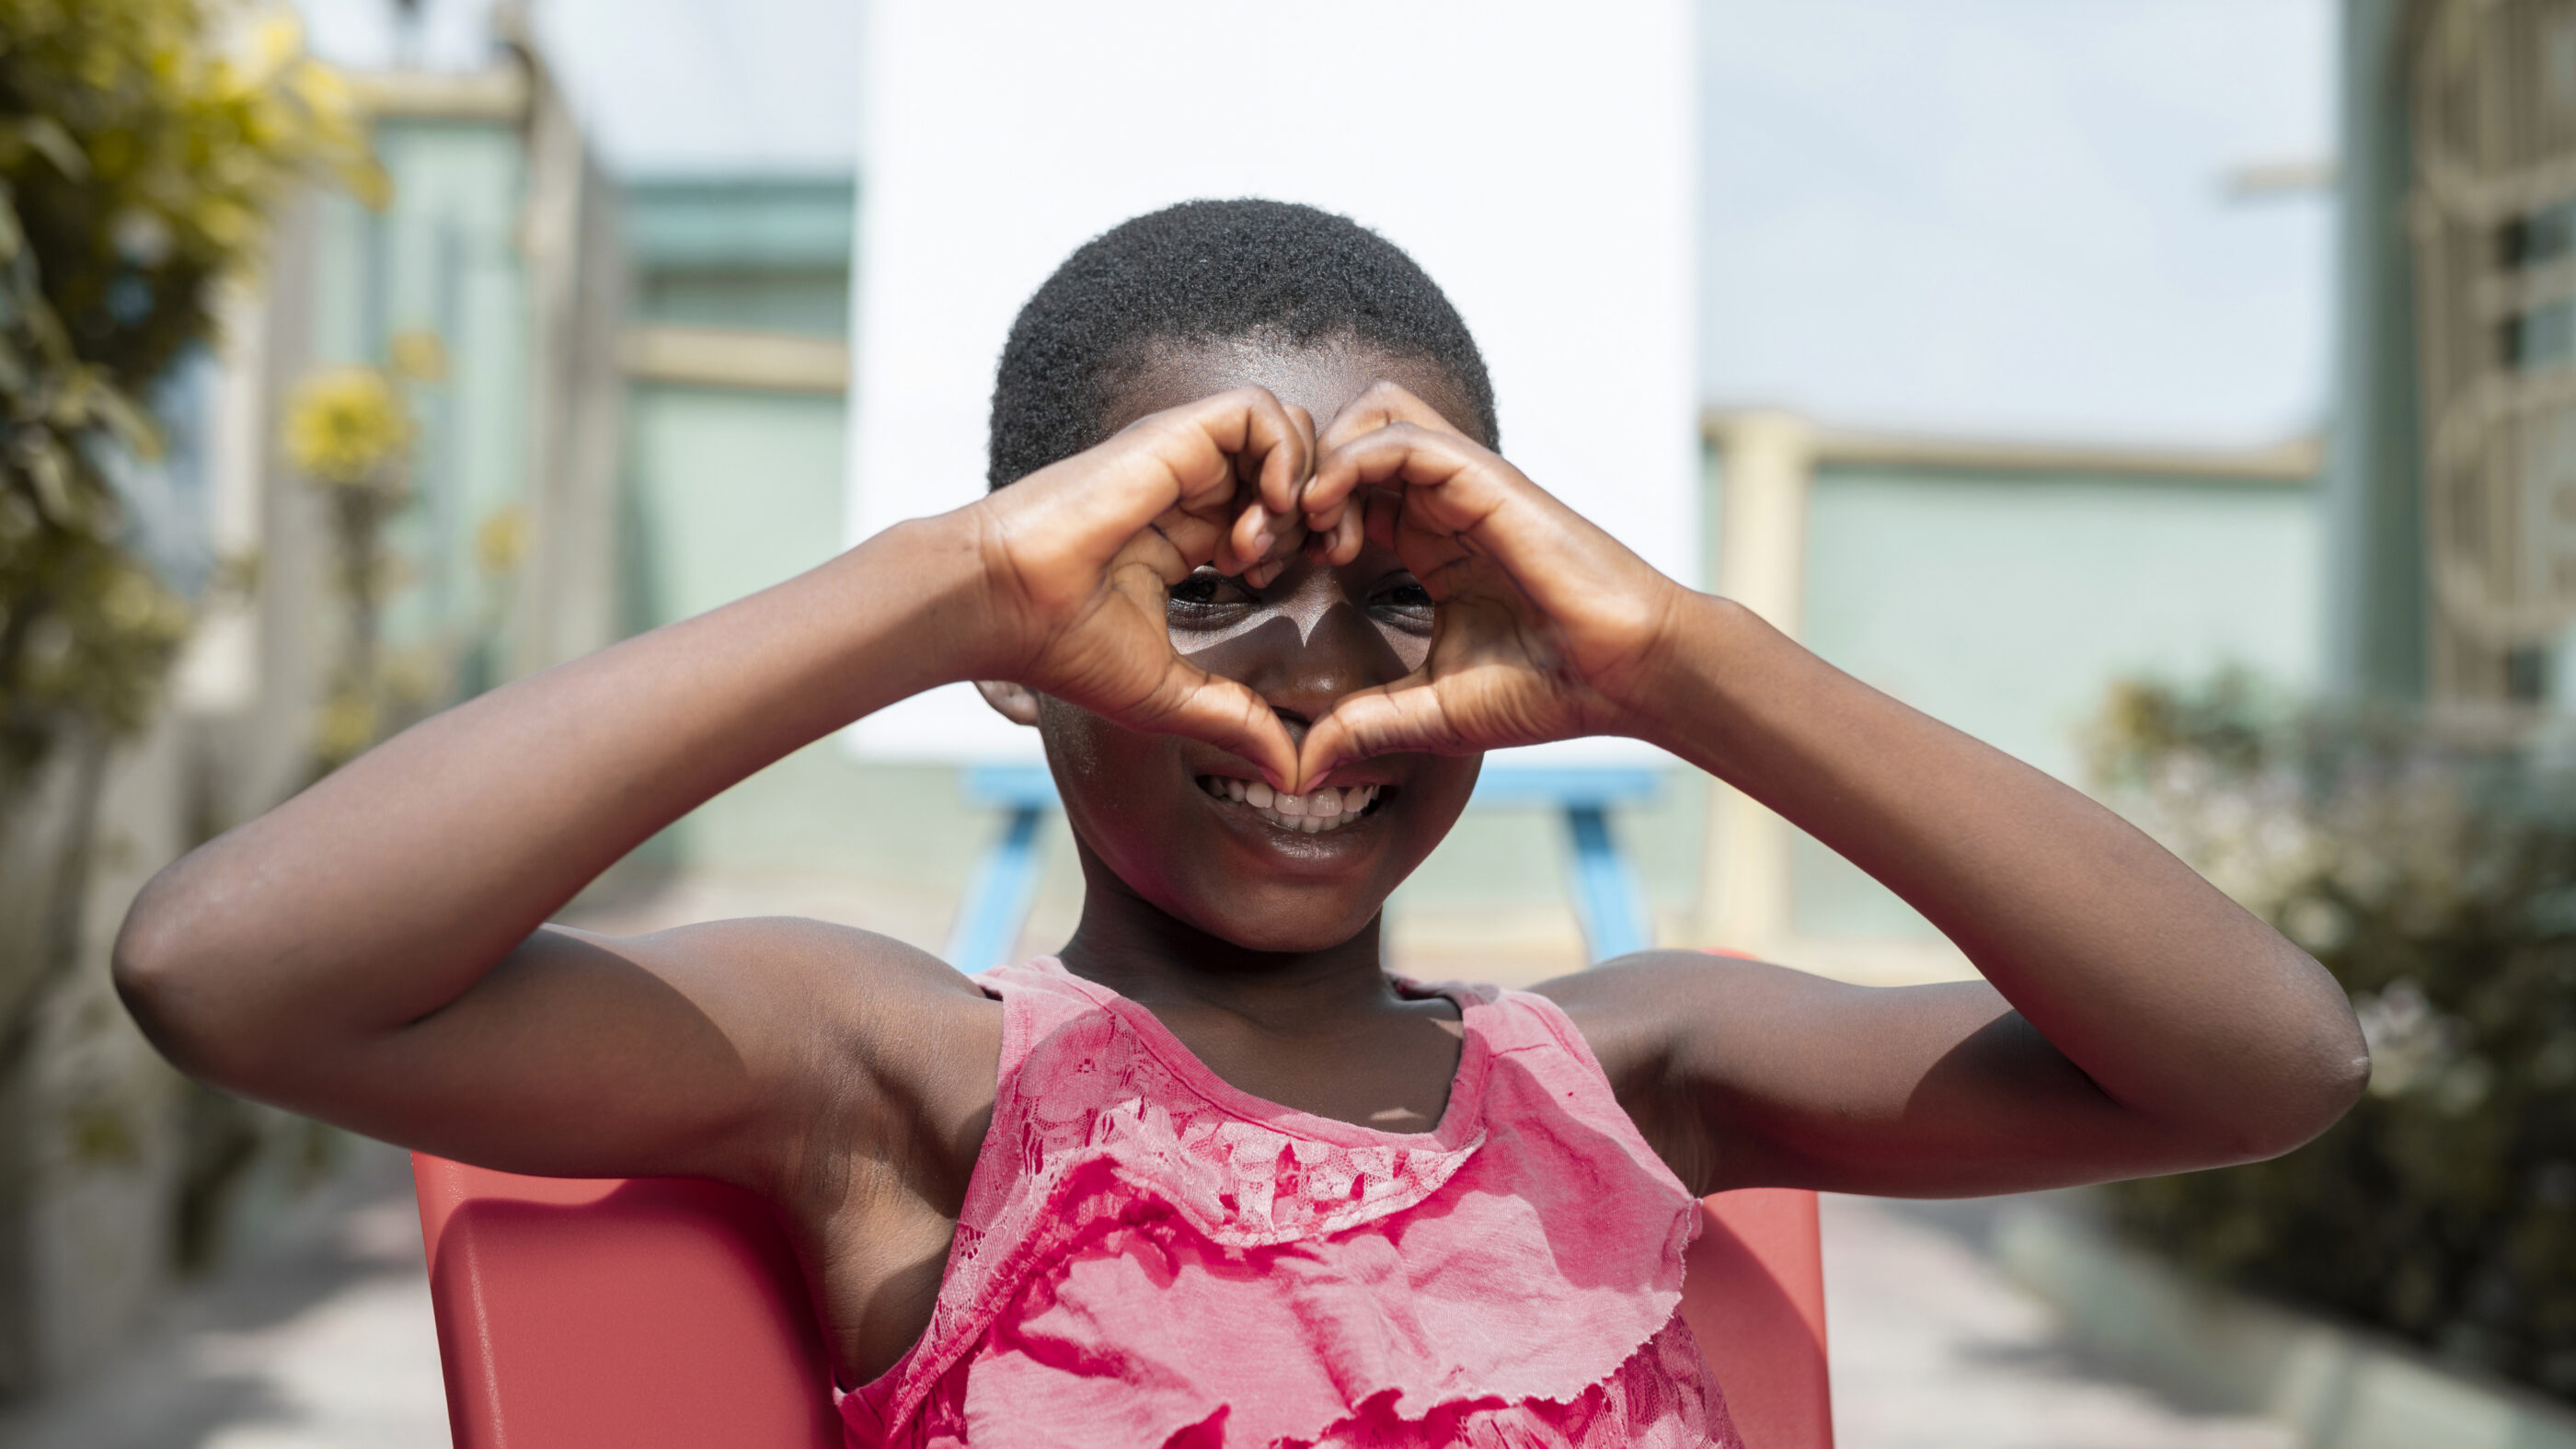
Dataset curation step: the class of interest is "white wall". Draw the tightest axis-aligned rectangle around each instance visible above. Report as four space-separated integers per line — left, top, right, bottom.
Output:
839 0 1697 765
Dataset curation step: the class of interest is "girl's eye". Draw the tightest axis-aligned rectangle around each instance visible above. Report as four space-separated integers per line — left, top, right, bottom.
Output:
1167 569 1254 620
1370 574 1435 632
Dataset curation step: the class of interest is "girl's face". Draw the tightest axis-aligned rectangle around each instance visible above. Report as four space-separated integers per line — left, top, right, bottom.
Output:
1029 340 1485 954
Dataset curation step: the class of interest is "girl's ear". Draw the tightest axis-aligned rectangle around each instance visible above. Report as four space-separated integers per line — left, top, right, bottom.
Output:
973 680 1043 726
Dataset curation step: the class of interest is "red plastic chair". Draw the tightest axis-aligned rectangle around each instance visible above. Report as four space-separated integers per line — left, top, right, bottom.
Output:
414 1157 1828 1448
1688 1187 1834 1448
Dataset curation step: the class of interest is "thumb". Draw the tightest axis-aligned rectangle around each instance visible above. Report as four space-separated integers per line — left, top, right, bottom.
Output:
1137 663 1303 790
1295 677 1465 790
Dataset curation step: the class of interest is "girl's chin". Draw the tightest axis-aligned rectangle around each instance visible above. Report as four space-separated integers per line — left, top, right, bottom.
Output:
1167 894 1380 957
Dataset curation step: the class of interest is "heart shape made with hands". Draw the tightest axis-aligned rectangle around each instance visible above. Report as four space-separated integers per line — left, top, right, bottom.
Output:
980 381 1679 798
1273 381 1673 793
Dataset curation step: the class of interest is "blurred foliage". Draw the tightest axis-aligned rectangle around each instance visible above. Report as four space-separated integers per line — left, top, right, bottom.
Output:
2092 673 2576 1398
282 362 408 484
283 328 521 773
0 0 379 794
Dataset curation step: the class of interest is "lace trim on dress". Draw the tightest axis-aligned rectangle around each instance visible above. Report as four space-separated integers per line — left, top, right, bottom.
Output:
842 960 1739 1449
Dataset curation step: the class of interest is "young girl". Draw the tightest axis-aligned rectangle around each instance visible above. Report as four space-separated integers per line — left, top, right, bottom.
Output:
115 201 2367 1448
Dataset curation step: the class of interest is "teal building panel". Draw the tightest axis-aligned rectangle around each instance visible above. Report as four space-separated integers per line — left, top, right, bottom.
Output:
1793 465 2321 938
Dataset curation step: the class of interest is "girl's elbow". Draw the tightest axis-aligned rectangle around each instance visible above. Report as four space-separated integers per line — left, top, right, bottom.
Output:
2300 1023 2373 1142
2230 1018 2372 1163
2221 949 2372 1160
110 870 232 1083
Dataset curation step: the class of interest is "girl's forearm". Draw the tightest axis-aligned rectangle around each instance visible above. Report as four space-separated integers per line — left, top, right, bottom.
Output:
1636 593 2365 1154
116 512 992 1064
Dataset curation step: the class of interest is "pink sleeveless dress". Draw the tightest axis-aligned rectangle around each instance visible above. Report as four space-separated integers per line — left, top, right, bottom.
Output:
837 958 1742 1448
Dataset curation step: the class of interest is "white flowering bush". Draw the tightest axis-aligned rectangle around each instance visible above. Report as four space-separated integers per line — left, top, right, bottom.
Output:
2093 673 2576 1397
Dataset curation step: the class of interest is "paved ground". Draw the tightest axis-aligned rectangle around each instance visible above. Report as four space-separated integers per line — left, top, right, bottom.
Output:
0 1143 447 1449
1819 1194 2294 1449
0 1140 2302 1448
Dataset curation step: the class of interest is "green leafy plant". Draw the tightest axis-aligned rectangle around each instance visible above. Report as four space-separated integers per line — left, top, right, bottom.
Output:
0 0 377 1101
0 0 379 789
2093 673 2576 1397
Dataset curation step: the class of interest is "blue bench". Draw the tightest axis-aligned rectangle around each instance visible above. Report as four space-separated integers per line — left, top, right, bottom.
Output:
943 763 1663 971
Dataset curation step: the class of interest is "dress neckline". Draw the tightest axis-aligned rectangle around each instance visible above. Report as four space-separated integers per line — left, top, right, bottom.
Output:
1016 956 1494 1152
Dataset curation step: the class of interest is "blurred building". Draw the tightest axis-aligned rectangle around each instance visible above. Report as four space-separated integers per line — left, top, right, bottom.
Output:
2331 0 2576 707
1697 415 2320 977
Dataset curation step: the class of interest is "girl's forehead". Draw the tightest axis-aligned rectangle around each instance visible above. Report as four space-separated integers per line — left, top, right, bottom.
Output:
1100 339 1477 439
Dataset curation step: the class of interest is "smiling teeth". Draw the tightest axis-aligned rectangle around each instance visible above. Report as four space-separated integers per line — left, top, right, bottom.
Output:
1199 776 1381 832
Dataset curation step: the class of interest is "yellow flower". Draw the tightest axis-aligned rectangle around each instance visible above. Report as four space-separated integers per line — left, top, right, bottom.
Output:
475 504 528 578
388 328 448 384
383 650 442 707
283 365 408 486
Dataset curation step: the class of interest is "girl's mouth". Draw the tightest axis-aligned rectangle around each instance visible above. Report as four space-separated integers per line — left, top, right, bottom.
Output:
1195 776 1385 834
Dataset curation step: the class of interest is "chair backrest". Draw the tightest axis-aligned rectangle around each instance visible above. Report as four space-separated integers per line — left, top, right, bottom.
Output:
1684 1188 1834 1448
411 1155 840 1449
413 1155 1831 1449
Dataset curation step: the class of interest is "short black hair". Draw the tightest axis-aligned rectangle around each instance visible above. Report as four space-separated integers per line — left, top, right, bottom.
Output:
986 199 1497 489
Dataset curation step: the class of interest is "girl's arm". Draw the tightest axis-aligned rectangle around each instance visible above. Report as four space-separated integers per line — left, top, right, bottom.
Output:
114 388 1315 1188
117 522 990 1185
1295 383 2367 1197
1550 600 2367 1195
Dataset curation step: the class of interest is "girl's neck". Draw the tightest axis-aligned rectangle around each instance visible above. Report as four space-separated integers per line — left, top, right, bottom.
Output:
1054 851 1403 1040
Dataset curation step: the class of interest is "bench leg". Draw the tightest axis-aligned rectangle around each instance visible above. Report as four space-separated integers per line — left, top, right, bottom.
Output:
944 805 1046 972
1563 803 1653 962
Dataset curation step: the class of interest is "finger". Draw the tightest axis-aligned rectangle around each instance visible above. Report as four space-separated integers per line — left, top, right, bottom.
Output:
1217 501 1310 581
1312 424 1625 583
1221 502 1272 576
1363 489 1400 551
999 386 1315 593
1294 675 1467 790
1225 388 1312 521
1141 385 1312 525
1148 666 1304 790
1065 647 1300 788
1298 499 1364 568
1305 422 1504 550
1151 388 1309 580
1225 499 1280 571
1301 383 1463 537
1131 509 1225 584
1193 388 1312 577
1315 378 1464 454
1280 402 1317 504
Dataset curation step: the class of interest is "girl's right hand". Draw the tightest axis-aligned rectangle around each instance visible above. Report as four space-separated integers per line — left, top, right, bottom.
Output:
960 386 1314 788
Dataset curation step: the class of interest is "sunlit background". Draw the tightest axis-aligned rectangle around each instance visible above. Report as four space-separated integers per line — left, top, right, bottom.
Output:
2 2 2567 1446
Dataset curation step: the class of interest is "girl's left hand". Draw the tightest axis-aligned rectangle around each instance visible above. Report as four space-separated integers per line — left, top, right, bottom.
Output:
1292 381 1693 787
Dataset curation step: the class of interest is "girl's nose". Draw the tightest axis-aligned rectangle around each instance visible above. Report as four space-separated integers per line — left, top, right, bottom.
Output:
1243 579 1409 725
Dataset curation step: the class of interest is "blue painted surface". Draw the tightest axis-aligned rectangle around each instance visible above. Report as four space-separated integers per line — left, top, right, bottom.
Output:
1564 804 1653 961
1470 767 1663 808
962 763 1060 809
943 804 1046 972
949 764 1664 967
